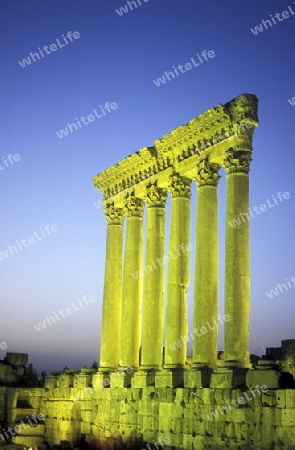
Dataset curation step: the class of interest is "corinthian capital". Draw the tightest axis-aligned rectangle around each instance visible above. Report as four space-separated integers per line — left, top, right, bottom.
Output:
195 157 221 187
145 184 167 207
124 194 144 217
104 204 124 225
169 174 192 198
223 150 252 174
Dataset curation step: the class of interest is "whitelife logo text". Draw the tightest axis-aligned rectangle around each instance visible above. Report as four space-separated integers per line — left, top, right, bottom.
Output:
34 295 96 332
18 31 81 68
56 102 118 139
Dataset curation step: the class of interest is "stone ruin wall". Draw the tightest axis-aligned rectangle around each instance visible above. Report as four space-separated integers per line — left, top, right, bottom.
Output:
3 366 295 449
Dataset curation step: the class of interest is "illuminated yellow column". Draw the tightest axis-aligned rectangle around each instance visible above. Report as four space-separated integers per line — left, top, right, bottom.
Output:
100 204 124 370
165 174 192 368
224 150 252 367
193 158 220 368
141 185 167 369
120 194 144 370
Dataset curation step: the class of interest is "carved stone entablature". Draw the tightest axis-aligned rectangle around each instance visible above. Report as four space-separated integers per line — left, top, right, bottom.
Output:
124 194 144 218
145 184 167 208
232 126 255 152
93 94 259 200
155 104 231 158
93 147 157 199
104 204 124 225
169 174 192 198
224 93 259 127
195 157 221 187
223 150 252 174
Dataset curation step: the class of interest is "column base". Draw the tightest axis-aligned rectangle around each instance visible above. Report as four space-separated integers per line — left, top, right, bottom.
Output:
92 372 110 389
98 366 117 373
110 371 133 388
155 369 185 388
131 371 156 387
118 365 139 373
163 364 186 370
211 367 249 388
191 361 217 370
184 367 212 388
140 364 163 371
220 359 252 369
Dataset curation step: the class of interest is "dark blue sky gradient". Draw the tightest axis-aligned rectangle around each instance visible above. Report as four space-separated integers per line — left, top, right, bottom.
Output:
0 0 294 372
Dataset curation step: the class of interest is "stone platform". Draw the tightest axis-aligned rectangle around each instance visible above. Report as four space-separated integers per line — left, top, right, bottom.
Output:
2 367 294 450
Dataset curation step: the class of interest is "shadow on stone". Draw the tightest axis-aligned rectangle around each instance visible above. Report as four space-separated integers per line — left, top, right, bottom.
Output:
279 371 295 388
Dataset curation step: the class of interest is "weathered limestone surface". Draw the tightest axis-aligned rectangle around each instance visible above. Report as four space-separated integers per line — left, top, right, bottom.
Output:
3 370 294 449
99 205 124 370
193 159 220 368
165 175 191 368
120 196 144 369
4 95 295 450
224 152 251 367
4 387 45 448
141 186 167 369
93 93 259 371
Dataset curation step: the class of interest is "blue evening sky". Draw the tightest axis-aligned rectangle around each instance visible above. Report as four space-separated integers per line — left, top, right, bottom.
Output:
0 0 294 372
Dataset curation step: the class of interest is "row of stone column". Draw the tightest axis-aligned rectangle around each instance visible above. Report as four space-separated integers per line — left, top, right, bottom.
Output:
99 150 251 371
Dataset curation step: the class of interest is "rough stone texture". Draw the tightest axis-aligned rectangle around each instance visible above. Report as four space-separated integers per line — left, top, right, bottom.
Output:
0 388 45 448
4 354 28 367
246 369 280 389
1 369 294 449
93 93 259 372
0 364 23 385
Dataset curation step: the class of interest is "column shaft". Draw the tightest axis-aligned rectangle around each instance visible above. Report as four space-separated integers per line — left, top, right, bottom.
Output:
193 159 220 367
141 186 167 369
100 206 124 370
120 196 144 369
165 175 191 367
224 150 251 366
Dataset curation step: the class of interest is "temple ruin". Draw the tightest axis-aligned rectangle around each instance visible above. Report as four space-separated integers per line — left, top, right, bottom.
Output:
93 93 258 371
1 94 295 450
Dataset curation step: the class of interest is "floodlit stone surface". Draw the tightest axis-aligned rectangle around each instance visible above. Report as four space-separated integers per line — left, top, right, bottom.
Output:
2 369 294 449
3 95 295 449
193 165 220 368
100 205 124 370
93 92 259 371
141 187 167 369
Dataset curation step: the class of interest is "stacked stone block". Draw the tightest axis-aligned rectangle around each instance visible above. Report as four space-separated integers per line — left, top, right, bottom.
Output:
27 368 295 449
5 388 45 448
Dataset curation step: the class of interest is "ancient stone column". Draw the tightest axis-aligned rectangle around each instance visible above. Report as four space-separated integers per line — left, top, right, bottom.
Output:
100 204 124 370
224 150 252 367
141 185 167 369
120 194 144 370
192 158 220 368
164 174 192 368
